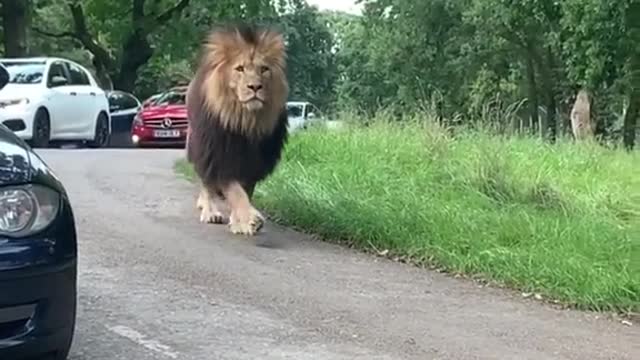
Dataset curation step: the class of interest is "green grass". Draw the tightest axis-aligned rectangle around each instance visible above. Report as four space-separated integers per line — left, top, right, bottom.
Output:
175 118 640 314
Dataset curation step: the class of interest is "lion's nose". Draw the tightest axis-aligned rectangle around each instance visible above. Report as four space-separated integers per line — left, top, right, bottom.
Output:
247 84 263 92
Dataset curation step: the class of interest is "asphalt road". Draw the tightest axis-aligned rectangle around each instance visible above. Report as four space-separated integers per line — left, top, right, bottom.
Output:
35 148 638 360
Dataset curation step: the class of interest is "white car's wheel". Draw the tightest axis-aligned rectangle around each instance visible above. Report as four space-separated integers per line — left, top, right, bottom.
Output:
31 108 51 148
87 112 110 148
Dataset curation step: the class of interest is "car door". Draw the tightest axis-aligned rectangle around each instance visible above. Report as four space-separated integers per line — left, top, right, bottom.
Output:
64 61 95 136
287 104 305 131
108 91 140 147
45 61 76 138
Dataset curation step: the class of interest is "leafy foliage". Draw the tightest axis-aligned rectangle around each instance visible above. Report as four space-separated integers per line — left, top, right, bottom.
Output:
1 0 638 147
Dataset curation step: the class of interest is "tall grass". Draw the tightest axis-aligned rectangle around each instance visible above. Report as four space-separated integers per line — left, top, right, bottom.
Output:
175 114 640 313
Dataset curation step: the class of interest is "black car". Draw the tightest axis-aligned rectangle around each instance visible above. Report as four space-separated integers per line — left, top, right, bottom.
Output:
106 90 141 147
0 63 78 359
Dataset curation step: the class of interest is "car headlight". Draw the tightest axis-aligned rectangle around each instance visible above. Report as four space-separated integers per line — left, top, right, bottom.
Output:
132 114 143 127
0 98 30 108
0 184 60 237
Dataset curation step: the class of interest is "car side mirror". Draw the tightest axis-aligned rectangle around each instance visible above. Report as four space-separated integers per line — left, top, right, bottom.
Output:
307 112 316 119
0 64 9 90
50 75 68 87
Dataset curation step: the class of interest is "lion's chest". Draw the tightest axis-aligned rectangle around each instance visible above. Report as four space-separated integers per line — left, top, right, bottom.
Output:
187 112 288 185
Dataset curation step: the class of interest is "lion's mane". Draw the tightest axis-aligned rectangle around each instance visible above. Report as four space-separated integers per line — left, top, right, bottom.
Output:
186 23 289 189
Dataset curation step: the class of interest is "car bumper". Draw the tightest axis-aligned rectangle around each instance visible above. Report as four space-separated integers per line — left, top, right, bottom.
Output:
131 125 187 147
0 105 35 140
0 262 77 359
0 195 77 359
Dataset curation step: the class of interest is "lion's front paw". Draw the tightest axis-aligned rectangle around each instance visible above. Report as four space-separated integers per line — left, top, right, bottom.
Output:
228 207 265 236
199 204 226 224
196 191 207 210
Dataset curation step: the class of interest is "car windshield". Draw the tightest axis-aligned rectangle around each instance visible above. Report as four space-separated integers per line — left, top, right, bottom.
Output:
0 61 45 84
153 92 186 106
287 105 304 117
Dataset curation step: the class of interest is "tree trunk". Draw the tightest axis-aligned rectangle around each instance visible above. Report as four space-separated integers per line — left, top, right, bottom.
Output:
623 90 639 151
2 0 31 57
591 92 611 143
543 47 558 142
524 55 539 134
112 31 154 92
530 44 558 142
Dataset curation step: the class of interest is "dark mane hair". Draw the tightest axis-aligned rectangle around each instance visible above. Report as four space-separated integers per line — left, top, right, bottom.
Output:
186 79 288 187
185 22 289 189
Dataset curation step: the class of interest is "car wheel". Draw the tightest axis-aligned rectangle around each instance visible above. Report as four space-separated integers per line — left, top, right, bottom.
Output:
31 108 51 148
87 112 110 148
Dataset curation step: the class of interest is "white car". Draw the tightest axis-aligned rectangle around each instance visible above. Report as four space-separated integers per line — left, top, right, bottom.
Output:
286 101 343 132
286 101 322 132
0 57 111 148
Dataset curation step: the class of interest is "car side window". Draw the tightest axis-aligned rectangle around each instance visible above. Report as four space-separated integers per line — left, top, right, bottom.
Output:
67 62 91 86
108 92 126 112
121 93 139 110
47 61 70 87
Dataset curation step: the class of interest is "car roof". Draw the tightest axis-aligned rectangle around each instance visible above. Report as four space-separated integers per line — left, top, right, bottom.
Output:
0 56 50 63
287 101 310 106
0 56 88 67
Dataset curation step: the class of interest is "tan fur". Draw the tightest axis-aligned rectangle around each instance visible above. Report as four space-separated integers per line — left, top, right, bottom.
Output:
196 186 227 224
570 89 594 140
187 25 289 236
198 27 289 137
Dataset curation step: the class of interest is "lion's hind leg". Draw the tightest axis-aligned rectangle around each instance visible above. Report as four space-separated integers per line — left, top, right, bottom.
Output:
197 185 227 224
223 181 265 236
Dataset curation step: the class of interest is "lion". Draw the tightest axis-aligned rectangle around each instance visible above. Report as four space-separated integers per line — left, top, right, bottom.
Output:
185 23 289 236
570 89 594 141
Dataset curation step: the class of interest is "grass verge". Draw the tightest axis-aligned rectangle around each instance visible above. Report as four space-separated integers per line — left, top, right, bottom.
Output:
175 119 640 314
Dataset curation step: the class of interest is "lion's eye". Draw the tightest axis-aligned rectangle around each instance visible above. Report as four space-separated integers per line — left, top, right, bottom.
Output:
261 66 270 73
235 65 244 72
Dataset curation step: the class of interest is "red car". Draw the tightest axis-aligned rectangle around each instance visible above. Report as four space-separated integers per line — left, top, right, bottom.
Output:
131 89 188 147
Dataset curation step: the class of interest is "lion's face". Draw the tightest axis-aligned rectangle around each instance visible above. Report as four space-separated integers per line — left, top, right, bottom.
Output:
197 25 289 135
229 53 274 112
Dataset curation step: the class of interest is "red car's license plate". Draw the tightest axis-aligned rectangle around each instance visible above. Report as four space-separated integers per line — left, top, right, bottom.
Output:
153 130 181 138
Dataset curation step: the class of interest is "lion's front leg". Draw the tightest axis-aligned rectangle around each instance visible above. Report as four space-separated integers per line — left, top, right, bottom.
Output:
222 181 264 236
196 185 226 224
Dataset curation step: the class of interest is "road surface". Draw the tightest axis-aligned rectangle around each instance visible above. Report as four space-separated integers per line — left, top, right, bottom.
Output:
35 148 638 360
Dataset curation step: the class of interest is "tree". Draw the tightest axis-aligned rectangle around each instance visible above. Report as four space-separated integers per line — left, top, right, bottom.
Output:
560 0 638 148
34 0 191 91
279 0 338 108
2 0 32 57
621 1 640 150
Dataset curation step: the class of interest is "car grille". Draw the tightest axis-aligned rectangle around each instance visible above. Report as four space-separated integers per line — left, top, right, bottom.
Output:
143 118 188 129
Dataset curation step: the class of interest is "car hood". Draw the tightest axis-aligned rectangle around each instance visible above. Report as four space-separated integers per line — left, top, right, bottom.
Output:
0 83 39 101
140 105 187 119
0 124 32 185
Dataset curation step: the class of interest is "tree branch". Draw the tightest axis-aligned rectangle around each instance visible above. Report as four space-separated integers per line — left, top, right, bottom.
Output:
67 2 116 70
132 0 146 23
155 0 190 26
32 27 77 39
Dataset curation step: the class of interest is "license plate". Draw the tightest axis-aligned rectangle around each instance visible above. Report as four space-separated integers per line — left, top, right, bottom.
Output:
153 130 181 138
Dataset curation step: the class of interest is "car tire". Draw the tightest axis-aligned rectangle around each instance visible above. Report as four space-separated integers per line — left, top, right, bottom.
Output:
31 108 51 148
87 112 110 148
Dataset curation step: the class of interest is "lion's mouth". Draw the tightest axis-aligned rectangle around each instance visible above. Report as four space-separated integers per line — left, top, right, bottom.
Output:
242 96 264 104
242 96 265 111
